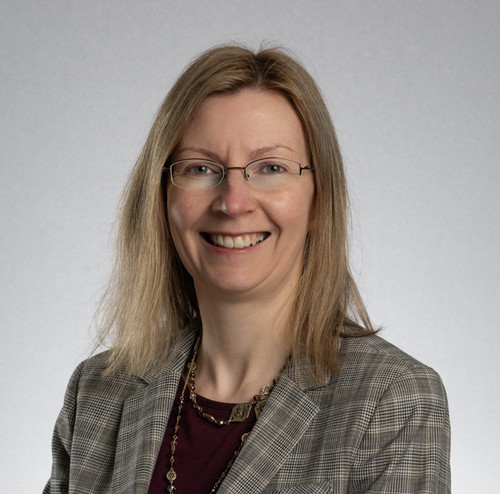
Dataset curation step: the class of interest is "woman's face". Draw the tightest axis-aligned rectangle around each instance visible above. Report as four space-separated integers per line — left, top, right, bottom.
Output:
167 89 315 300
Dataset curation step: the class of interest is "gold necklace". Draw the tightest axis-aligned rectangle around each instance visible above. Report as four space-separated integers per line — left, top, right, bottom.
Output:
165 336 277 493
188 363 275 425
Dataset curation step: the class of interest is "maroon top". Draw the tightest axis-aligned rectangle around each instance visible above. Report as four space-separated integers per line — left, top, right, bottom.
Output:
148 379 257 494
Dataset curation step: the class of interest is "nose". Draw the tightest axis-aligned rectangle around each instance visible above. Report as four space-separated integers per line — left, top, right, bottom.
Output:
211 168 257 216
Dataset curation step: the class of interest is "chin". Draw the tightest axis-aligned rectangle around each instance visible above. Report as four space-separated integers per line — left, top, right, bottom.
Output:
195 274 266 297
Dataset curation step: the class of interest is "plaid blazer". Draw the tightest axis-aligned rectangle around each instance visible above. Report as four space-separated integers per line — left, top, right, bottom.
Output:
44 326 451 493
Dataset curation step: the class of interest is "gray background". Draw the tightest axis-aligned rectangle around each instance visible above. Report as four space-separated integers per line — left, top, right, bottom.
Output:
1 1 499 492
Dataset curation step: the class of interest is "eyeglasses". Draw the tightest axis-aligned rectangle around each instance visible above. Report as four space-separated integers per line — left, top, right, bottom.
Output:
163 157 313 190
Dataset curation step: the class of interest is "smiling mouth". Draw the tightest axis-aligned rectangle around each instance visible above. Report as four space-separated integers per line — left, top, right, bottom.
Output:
203 232 269 249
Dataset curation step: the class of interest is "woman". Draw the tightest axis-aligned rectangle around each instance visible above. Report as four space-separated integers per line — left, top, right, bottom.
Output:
45 45 451 493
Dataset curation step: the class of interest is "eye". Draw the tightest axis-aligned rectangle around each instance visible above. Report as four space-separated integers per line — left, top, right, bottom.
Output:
179 161 222 176
253 160 290 174
188 165 213 175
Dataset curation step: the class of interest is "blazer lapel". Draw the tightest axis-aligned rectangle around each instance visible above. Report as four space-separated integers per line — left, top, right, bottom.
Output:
217 371 320 493
110 328 198 494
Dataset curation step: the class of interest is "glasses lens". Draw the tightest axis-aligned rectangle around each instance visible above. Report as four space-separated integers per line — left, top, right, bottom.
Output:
246 158 301 189
170 160 224 189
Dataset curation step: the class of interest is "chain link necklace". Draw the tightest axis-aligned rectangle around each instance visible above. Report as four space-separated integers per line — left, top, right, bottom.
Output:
165 336 278 493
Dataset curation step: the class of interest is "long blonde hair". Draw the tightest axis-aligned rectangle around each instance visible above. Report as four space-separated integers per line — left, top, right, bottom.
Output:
97 44 374 377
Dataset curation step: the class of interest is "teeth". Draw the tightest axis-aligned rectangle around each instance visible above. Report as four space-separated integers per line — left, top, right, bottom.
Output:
209 233 266 249
234 237 245 249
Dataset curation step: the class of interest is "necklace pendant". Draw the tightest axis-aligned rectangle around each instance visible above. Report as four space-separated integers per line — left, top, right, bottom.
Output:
254 399 267 418
166 467 177 483
229 402 252 422
261 384 272 396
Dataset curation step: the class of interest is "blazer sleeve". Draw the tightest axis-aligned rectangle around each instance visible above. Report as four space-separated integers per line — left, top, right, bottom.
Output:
350 366 451 494
43 362 84 494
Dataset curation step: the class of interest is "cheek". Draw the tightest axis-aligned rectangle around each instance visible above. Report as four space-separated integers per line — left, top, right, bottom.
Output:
268 196 313 242
166 191 193 247
166 196 197 274
282 184 315 231
167 201 184 233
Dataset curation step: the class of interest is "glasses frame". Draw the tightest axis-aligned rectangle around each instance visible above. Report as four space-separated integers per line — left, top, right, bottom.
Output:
162 157 314 190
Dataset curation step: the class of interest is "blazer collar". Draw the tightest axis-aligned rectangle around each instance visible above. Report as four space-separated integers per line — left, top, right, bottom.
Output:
217 365 320 493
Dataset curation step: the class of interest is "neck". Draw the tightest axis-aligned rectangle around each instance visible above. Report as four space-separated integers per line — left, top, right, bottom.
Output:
192 288 294 403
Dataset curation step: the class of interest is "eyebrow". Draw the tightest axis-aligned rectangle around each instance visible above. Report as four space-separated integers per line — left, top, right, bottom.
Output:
175 144 296 162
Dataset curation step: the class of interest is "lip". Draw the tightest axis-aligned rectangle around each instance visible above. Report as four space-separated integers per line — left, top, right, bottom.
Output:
201 231 270 250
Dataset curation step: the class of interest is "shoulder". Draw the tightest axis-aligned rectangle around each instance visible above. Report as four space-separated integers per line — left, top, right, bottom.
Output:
337 333 446 389
60 351 148 421
332 335 451 490
280 334 450 490
64 325 197 409
329 334 449 425
67 351 143 389
49 351 151 472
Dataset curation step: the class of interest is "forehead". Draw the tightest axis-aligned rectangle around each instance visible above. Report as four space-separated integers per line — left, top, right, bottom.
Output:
176 89 308 161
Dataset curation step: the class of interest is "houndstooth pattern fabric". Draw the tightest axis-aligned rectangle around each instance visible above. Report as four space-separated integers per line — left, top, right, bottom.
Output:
44 325 450 493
